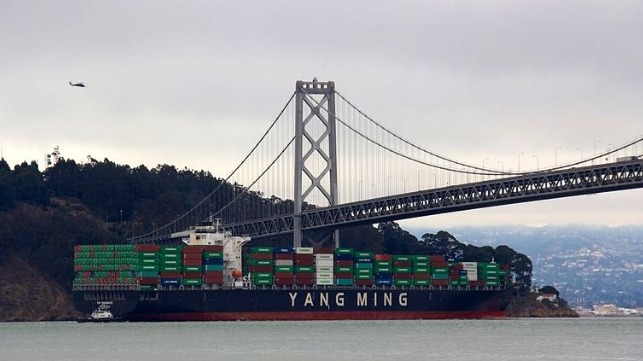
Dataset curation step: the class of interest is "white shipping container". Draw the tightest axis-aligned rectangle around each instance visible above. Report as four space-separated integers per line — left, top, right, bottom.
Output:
315 272 334 278
315 259 334 267
274 260 294 266
467 274 478 281
315 266 333 273
295 247 314 254
314 254 334 260
315 279 334 285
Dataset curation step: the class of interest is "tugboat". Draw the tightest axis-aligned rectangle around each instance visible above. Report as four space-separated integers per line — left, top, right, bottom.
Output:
77 303 123 323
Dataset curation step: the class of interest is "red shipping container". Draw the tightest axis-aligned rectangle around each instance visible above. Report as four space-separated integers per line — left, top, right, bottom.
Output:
295 278 314 285
295 273 314 279
255 266 274 273
139 277 159 285
412 273 430 280
182 272 201 279
183 253 202 260
275 277 295 284
183 259 202 266
334 260 353 267
315 248 334 254
374 254 392 261
294 254 314 260
393 261 411 268
274 254 294 260
334 272 353 279
136 244 160 252
355 279 374 286
250 253 273 260
203 277 223 284
431 280 449 286
182 246 203 253
393 273 411 279
203 271 223 278
273 272 294 278
160 272 181 278
202 245 223 252
294 259 314 266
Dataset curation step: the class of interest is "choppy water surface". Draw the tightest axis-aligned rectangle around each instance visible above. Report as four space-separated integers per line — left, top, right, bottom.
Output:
0 318 640 361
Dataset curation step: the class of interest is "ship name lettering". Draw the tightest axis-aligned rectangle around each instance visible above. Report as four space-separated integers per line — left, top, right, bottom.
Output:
336 292 345 306
289 292 298 307
355 292 408 307
304 293 314 307
320 292 329 307
384 292 392 306
399 292 407 306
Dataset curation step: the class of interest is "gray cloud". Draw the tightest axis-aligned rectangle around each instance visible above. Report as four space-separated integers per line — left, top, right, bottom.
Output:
1 0 641 226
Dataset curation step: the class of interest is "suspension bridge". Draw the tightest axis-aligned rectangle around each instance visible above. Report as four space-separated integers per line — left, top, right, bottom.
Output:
131 79 643 246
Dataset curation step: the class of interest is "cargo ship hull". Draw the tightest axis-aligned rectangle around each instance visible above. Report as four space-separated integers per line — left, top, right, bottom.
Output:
73 287 514 321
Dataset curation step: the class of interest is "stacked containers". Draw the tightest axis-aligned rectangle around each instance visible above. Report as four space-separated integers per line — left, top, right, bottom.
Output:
449 263 464 286
499 264 512 286
374 254 393 286
159 245 182 287
203 245 224 285
334 248 354 286
182 246 203 287
138 244 160 288
393 255 412 286
74 245 140 287
479 262 499 287
248 246 273 286
411 255 430 286
314 248 334 286
294 247 314 286
353 251 374 286
462 262 478 286
274 247 294 286
430 255 449 286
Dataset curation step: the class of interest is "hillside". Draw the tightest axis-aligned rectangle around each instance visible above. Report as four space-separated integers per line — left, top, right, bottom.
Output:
0 256 80 321
414 226 643 309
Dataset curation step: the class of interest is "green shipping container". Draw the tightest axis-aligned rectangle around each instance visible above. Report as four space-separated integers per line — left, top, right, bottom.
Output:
334 248 353 255
204 264 223 271
182 278 202 286
275 266 294 272
204 251 223 258
335 266 353 273
354 251 373 258
294 266 314 273
394 279 412 286
335 278 354 286
412 279 430 286
354 262 373 269
250 246 273 253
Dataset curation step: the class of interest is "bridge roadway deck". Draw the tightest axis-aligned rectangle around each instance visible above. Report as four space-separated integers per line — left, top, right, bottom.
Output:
226 159 643 239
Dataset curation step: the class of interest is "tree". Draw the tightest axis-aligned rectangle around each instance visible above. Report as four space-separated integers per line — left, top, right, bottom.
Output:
0 158 16 210
378 221 417 254
13 161 49 205
420 231 465 259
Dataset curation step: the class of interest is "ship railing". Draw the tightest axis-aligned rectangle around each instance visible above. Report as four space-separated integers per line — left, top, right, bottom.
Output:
73 284 141 291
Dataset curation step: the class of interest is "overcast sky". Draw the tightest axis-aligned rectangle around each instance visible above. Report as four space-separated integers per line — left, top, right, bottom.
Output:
1 1 642 229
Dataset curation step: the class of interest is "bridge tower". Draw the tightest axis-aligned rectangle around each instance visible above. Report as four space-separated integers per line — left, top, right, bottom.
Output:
293 79 340 248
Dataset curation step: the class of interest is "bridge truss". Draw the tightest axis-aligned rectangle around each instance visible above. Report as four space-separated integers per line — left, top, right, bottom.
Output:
226 160 643 239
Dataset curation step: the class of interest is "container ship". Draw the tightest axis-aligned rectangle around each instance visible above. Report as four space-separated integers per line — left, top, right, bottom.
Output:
72 221 515 321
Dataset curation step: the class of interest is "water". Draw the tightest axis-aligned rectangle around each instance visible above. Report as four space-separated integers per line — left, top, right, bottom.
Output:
0 318 640 361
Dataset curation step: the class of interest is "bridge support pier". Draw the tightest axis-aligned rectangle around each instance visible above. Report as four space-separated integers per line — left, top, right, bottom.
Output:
293 79 340 248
